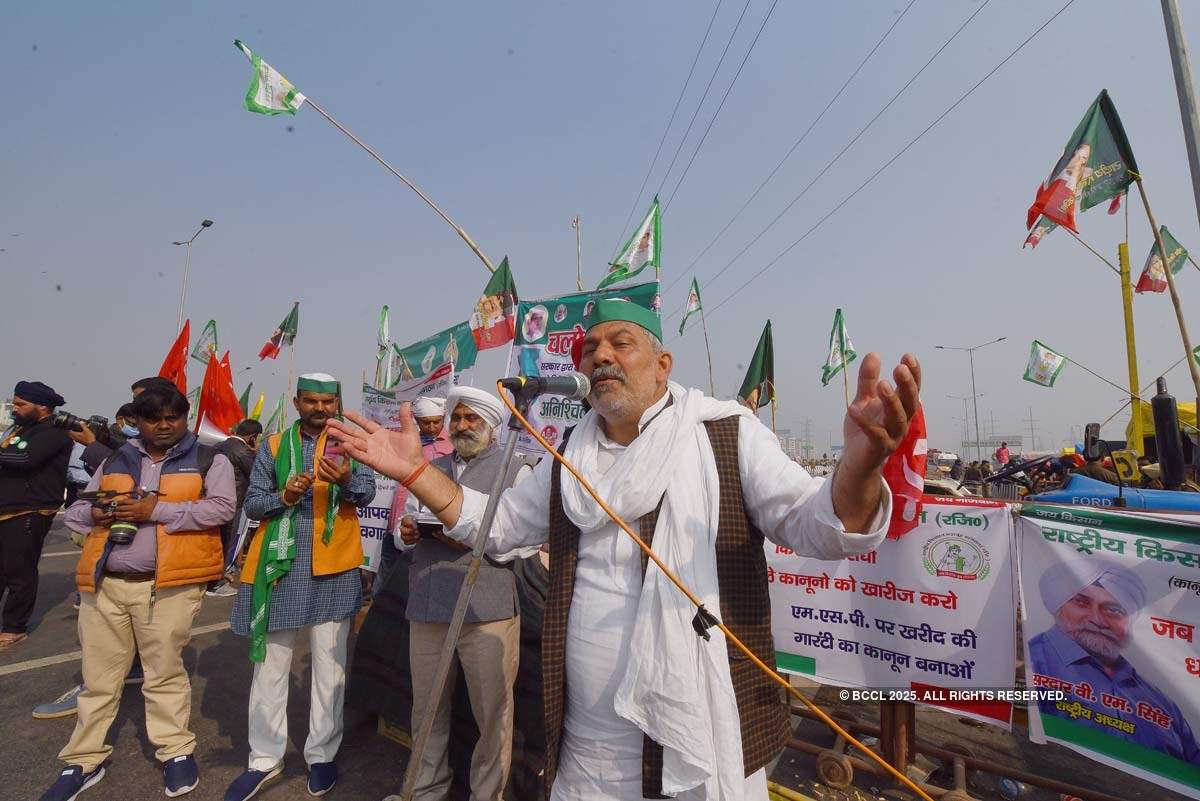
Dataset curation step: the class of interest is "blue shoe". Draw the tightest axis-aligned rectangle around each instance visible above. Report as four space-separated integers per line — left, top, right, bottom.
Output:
224 767 282 801
39 763 106 801
164 754 199 797
307 762 337 797
33 684 84 719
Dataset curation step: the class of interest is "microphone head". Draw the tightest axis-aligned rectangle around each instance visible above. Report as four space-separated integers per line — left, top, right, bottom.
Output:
569 372 591 400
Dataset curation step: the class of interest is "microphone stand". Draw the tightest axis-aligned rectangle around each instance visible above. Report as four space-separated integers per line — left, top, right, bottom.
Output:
395 385 537 801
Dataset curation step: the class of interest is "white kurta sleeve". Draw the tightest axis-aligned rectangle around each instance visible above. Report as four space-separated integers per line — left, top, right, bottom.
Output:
441 452 552 562
736 415 891 559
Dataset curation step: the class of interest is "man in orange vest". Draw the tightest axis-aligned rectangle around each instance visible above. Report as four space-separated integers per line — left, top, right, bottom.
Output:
225 373 376 801
40 385 236 801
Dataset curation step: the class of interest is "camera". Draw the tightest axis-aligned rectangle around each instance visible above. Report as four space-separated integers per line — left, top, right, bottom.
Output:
52 410 109 437
78 489 159 545
108 519 139 545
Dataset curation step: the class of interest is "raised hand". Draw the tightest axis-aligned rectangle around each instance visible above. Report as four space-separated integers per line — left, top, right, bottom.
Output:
841 352 921 480
325 407 423 482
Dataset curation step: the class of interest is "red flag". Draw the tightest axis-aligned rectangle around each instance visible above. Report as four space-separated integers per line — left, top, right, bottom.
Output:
882 406 927 540
194 351 243 435
158 320 190 394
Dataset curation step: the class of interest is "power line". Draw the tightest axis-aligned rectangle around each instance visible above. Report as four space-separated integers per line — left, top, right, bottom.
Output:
673 0 1077 334
660 0 920 297
648 0 754 219
664 0 993 320
610 0 726 262
662 0 781 212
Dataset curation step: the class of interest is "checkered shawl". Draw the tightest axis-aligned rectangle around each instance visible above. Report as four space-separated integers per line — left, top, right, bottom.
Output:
542 415 790 798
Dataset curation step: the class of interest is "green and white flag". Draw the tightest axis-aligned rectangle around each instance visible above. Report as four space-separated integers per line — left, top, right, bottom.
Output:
237 383 254 418
678 277 703 336
263 394 287 434
820 309 857 387
599 197 661 289
186 388 201 426
1023 340 1067 387
374 305 391 388
190 320 219 364
738 321 775 411
234 40 306 116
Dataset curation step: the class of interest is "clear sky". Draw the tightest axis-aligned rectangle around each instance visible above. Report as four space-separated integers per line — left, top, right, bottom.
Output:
4 0 1200 456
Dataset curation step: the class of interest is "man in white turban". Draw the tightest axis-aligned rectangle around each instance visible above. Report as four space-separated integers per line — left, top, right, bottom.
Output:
1029 558 1200 764
393 385 529 801
386 396 453 578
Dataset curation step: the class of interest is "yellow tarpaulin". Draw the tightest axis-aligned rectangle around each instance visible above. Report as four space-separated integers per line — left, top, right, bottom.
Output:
1125 399 1198 444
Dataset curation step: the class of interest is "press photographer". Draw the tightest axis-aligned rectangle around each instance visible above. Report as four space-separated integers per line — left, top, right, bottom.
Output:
0 380 73 650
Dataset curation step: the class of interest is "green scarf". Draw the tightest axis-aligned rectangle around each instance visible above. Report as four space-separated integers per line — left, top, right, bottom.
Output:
248 422 350 663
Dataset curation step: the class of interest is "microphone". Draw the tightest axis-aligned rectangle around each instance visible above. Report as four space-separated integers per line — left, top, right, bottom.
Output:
499 373 591 400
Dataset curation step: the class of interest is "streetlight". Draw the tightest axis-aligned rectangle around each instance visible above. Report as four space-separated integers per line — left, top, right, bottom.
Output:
172 219 214 333
936 337 1006 462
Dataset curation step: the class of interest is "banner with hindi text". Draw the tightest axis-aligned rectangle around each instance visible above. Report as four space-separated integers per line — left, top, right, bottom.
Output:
1017 505 1200 799
768 497 1017 727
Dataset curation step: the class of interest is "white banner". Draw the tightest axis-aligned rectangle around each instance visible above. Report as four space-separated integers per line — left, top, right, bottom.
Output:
768 497 1017 726
356 364 457 571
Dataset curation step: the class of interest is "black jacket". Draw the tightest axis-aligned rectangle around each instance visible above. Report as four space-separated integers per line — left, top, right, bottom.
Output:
215 437 256 509
0 416 73 514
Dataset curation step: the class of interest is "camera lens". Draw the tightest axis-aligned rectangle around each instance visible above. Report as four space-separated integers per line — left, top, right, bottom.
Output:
108 522 138 546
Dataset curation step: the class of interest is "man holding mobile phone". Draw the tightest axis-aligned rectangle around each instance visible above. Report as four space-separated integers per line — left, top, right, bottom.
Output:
225 374 376 801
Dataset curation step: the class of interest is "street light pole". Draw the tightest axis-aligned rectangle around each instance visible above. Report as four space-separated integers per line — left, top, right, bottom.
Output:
172 219 214 333
571 215 582 291
936 337 1006 462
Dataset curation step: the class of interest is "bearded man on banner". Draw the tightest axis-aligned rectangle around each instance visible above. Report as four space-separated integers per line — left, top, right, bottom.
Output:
330 299 921 801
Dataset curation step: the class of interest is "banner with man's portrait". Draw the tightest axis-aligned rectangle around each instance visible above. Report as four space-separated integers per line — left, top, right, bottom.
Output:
1018 505 1200 799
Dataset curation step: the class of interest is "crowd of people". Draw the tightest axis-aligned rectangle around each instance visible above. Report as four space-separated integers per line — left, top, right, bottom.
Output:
2 302 923 801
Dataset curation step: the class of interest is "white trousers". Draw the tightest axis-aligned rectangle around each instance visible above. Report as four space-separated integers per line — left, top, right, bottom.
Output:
247 619 351 771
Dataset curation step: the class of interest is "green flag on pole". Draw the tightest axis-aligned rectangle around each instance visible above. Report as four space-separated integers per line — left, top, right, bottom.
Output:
186 388 201 426
263 394 287 434
1135 226 1189 294
599 198 661 289
374 305 391 388
237 383 254 418
234 40 306 116
678 278 703 336
737 321 775 411
1023 340 1068 387
258 302 299 360
820 309 857 387
190 320 219 364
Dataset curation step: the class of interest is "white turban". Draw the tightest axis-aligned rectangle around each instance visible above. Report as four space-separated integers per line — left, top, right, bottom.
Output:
445 386 506 431
1038 557 1147 618
412 396 446 419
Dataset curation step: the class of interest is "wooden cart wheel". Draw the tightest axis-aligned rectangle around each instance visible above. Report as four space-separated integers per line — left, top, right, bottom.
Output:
815 749 853 790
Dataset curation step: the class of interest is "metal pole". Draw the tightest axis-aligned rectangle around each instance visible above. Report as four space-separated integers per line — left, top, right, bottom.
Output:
699 305 716 397
302 96 495 274
572 215 583 291
969 349 982 462
398 422 524 801
1117 242 1145 454
1161 0 1200 232
1029 406 1036 451
176 240 192 334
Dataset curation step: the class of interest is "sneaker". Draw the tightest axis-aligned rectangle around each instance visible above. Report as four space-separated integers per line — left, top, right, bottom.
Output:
307 762 337 797
39 763 105 801
125 662 144 685
33 684 84 719
206 581 238 598
224 767 282 801
164 754 199 797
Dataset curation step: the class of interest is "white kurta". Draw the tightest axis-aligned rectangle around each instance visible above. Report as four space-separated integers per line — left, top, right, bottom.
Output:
445 393 890 800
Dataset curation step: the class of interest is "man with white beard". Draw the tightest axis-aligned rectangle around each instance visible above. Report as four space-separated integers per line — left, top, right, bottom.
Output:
395 386 529 801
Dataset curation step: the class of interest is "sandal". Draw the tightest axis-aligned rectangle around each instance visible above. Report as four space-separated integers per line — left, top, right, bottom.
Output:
0 632 28 650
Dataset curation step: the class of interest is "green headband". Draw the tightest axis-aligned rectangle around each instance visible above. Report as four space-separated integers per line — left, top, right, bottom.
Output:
584 297 663 342
297 377 340 395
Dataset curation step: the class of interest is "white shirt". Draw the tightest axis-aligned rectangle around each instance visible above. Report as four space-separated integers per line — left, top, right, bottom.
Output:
445 395 889 800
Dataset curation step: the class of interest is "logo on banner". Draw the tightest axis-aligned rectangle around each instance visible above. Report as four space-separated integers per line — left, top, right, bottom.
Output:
541 424 559 446
922 534 991 581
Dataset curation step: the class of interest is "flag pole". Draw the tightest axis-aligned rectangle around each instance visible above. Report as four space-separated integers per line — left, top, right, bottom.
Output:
301 97 495 275
1065 229 1121 275
770 387 778 435
841 353 851 409
572 215 583 292
1117 241 1145 455
699 304 716 397
1135 178 1200 423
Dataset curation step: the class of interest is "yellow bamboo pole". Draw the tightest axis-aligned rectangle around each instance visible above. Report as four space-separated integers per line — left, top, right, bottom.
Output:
1117 243 1145 455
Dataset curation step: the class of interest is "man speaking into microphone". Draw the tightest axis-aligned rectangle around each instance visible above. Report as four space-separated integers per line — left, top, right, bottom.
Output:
329 297 921 801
